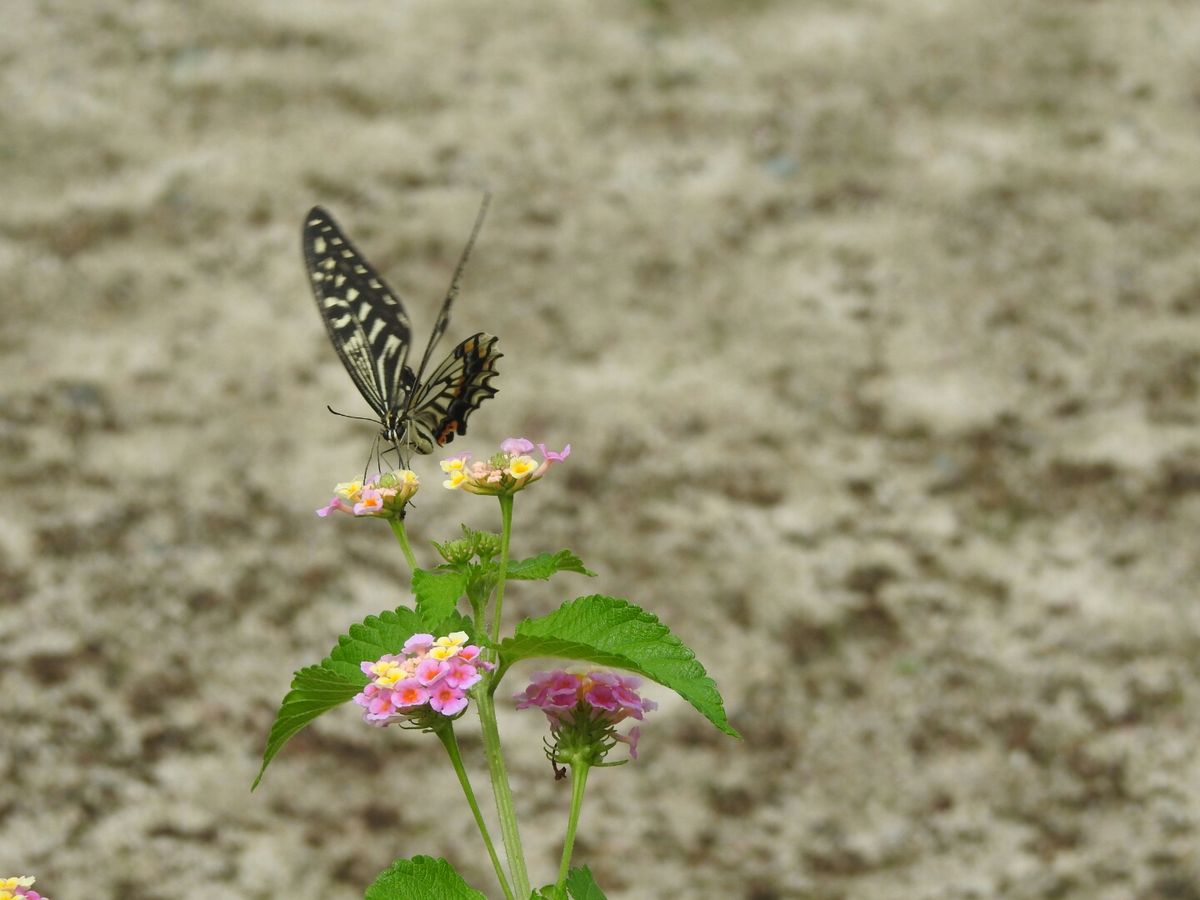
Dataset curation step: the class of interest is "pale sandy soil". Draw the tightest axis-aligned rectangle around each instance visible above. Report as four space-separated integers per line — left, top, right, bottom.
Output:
3 1 1200 898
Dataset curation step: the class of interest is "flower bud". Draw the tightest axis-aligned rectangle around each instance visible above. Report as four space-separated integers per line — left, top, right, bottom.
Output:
471 530 503 560
435 539 474 564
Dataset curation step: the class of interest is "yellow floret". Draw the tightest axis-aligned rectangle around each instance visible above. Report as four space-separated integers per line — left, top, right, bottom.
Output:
508 455 537 478
334 480 364 501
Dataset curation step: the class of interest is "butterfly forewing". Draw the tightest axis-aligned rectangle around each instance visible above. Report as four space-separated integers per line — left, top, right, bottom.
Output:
304 207 414 416
406 332 502 453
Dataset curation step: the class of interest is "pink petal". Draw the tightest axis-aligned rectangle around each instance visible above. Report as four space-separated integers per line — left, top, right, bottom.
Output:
316 497 345 517
415 658 447 686
402 633 435 654
430 687 468 715
443 660 481 690
537 442 572 462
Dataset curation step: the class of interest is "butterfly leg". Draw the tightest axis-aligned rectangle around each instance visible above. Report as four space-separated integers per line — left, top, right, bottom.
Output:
362 432 380 484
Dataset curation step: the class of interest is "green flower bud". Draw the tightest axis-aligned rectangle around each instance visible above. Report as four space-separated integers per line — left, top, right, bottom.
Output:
471 531 502 560
435 539 474 564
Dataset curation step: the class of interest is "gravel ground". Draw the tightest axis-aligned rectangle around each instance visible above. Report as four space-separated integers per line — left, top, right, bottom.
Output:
3 1 1200 897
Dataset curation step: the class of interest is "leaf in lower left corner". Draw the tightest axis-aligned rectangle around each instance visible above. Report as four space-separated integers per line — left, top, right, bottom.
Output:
364 855 487 899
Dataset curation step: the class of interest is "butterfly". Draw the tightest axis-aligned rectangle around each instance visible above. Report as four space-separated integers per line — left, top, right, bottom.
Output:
303 198 501 468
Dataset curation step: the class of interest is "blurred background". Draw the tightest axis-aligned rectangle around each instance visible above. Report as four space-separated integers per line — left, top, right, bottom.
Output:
3 1 1199 897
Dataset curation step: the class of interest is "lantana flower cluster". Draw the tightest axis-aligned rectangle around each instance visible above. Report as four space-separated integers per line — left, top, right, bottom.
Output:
441 437 570 496
1 877 46 900
354 631 491 727
317 469 419 519
515 667 656 766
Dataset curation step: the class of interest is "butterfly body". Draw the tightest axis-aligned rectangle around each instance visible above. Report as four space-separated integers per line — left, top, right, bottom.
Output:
303 202 501 465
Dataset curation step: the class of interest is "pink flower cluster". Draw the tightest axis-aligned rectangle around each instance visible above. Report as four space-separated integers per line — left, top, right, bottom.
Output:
354 631 490 725
441 437 570 496
1 877 47 900
514 667 656 759
317 469 419 519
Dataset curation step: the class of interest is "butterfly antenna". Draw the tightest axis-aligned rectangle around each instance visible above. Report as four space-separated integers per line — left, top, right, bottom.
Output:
404 193 494 401
327 405 382 426
446 192 492 306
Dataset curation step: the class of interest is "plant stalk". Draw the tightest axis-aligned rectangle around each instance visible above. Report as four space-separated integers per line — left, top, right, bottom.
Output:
474 688 531 897
489 493 514 645
436 726 514 900
555 762 591 895
388 517 418 570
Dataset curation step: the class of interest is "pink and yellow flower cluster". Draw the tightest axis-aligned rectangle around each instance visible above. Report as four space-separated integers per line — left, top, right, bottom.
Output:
317 469 419 519
1 877 47 900
354 631 491 725
514 667 656 760
441 437 570 496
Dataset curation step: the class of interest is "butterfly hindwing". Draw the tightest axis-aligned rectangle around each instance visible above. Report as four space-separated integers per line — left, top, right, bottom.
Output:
304 207 414 417
406 332 502 453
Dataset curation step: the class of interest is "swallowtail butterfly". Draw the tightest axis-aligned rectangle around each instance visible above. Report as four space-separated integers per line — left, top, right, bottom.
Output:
303 199 501 466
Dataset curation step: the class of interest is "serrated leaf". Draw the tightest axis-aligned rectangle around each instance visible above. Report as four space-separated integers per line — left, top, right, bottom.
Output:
364 855 487 900
507 550 596 581
325 606 428 680
254 607 471 789
499 595 739 738
565 866 607 900
252 665 362 790
413 567 470 627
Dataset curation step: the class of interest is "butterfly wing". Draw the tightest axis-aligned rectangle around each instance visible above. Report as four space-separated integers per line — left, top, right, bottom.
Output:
303 207 414 418
404 332 502 453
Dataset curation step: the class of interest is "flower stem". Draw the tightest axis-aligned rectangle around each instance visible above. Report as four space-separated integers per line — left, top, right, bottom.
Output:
489 494 514 646
436 725 514 900
474 687 531 898
387 517 418 570
555 762 591 895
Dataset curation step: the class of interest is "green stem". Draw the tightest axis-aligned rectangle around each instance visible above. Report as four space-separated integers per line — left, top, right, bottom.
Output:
489 494 514 645
475 687 531 898
555 763 591 895
388 517 418 570
436 726 514 900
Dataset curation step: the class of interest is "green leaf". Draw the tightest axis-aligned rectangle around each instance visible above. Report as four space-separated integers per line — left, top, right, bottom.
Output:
565 867 607 900
507 550 596 581
499 595 740 738
528 869 606 900
364 855 487 900
413 567 469 628
254 606 471 789
326 606 429 681
252 665 362 790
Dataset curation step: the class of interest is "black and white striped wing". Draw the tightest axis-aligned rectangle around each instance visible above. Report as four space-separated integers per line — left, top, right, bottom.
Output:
406 332 502 452
303 207 413 418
